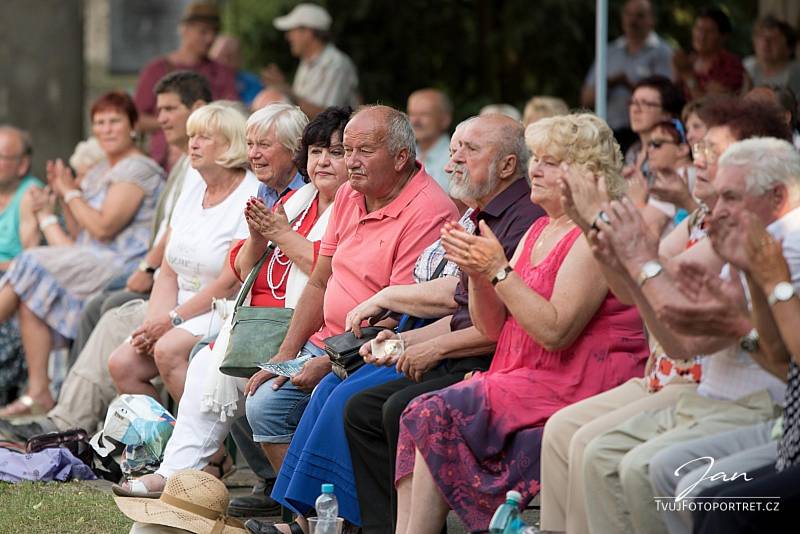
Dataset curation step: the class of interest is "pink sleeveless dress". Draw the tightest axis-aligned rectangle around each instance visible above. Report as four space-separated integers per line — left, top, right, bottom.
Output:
395 217 649 532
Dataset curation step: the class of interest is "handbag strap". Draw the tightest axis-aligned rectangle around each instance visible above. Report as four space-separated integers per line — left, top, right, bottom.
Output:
394 256 451 333
233 243 275 311
430 256 449 279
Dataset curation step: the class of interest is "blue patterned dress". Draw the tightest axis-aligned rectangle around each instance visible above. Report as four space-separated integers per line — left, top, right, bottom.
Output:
0 154 163 341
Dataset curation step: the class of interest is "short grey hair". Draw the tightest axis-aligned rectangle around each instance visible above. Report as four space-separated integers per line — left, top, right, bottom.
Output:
246 103 309 154
718 137 800 205
493 121 530 180
356 105 417 163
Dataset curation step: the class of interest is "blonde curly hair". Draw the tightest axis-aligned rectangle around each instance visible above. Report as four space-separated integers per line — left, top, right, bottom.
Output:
525 113 625 199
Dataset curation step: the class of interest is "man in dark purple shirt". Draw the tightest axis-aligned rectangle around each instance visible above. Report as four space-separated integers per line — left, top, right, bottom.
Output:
343 114 544 534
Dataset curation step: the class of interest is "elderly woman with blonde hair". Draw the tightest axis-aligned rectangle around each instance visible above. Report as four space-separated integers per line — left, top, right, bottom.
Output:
108 102 259 403
392 113 649 534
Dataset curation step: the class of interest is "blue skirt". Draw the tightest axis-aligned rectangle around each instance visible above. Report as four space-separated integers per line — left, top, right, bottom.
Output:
272 364 402 525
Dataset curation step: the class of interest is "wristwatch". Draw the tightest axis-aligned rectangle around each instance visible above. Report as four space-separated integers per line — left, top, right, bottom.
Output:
491 265 513 286
168 309 184 327
768 281 795 306
138 260 157 275
637 260 664 287
739 328 760 353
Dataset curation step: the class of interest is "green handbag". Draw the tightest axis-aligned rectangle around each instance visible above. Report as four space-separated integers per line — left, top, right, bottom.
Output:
219 244 294 378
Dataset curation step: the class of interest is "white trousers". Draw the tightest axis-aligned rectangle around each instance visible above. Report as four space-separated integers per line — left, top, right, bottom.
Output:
155 345 247 478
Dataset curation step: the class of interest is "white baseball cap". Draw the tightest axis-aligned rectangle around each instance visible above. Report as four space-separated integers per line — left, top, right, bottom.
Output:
274 3 332 32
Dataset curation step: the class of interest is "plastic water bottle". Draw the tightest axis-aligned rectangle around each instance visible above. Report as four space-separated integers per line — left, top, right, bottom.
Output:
488 490 525 533
314 483 339 534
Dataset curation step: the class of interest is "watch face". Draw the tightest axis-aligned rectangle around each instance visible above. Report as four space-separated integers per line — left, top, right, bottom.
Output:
775 282 795 301
643 261 661 277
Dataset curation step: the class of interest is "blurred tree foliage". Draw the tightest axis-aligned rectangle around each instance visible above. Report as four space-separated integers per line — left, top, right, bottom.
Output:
223 0 757 122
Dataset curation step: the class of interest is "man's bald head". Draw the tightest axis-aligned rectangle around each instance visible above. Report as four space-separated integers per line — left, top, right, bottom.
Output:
0 126 32 184
348 105 417 163
479 114 529 181
407 89 453 148
343 106 418 200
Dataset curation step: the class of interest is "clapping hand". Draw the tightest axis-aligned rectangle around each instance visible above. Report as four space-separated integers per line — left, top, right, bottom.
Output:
623 165 649 208
708 209 749 270
659 261 750 338
441 220 507 280
244 197 291 242
597 198 660 277
46 159 79 198
559 162 608 233
743 212 791 292
28 186 56 216
649 167 697 211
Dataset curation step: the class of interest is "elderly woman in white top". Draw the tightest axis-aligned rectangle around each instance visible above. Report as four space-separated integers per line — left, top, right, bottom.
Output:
112 106 352 498
108 102 260 403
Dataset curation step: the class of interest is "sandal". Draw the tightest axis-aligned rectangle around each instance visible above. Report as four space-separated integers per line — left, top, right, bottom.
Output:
203 449 237 481
244 519 304 534
111 474 165 498
0 395 54 420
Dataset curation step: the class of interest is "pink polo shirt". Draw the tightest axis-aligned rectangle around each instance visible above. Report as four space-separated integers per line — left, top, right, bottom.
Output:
311 164 458 346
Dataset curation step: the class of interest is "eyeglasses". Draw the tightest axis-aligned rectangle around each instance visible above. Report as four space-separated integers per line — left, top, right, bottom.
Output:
692 142 718 164
648 139 677 150
628 99 662 110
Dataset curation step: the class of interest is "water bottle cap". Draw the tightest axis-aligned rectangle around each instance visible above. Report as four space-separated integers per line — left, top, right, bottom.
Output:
321 483 335 493
506 490 522 503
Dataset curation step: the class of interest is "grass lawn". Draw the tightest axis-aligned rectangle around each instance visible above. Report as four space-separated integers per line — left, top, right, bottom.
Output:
0 481 132 534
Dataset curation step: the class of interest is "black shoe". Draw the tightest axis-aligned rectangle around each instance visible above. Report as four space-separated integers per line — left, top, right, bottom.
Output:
0 418 54 441
229 479 282 518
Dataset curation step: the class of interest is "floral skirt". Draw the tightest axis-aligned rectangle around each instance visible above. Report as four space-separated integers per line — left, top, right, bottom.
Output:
396 378 544 533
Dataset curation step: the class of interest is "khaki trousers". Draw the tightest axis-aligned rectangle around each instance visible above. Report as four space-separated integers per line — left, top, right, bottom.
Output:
49 300 146 432
539 377 697 534
583 389 779 534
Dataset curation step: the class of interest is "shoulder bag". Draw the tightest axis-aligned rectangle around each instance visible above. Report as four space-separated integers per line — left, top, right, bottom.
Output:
219 244 294 378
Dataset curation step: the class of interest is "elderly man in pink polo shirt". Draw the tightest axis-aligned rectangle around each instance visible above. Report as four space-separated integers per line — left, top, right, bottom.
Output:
241 105 458 487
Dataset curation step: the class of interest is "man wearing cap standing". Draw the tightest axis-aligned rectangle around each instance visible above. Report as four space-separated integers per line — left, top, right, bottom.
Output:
263 3 359 118
134 1 238 170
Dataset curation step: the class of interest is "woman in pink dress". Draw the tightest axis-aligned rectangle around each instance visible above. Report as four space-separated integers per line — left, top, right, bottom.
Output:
393 113 650 533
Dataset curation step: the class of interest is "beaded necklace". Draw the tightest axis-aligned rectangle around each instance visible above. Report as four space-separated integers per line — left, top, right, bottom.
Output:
265 192 317 300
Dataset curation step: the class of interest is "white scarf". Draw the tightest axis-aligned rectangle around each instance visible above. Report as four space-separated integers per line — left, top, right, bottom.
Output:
200 183 331 420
